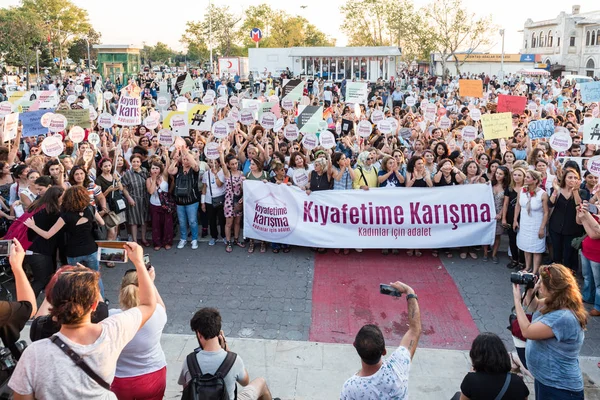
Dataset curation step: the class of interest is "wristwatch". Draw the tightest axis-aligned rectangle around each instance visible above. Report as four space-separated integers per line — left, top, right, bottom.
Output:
406 293 418 301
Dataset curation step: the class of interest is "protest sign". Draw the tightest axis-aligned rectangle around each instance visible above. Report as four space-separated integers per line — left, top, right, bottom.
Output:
187 105 214 132
378 120 393 135
41 135 64 157
21 109 53 137
2 113 19 142
282 79 304 101
31 91 59 110
157 129 174 147
301 133 318 150
229 96 239 107
243 181 495 248
462 126 478 141
217 96 228 109
357 120 372 137
424 104 437 121
481 112 512 139
292 169 309 188
115 95 141 126
212 120 229 139
0 102 12 116
439 117 451 130
48 114 68 133
240 109 254 126
371 110 384 124
584 118 600 144
497 95 527 114
241 99 261 120
204 142 220 160
69 126 85 144
88 133 100 146
527 119 555 139
341 118 353 135
274 118 284 133
580 81 600 104
469 108 481 121
284 124 299 141
588 156 600 177
281 97 295 111
319 131 336 149
459 79 483 98
345 82 368 104
56 109 91 129
549 132 572 153
40 112 54 128
164 111 189 136
405 96 416 107
175 73 195 95
259 112 276 130
297 106 323 134
98 113 114 129
156 95 170 109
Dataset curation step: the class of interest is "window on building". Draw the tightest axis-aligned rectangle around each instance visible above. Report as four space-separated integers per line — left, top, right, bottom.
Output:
558 37 561 46
593 31 597 46
587 31 591 46
524 40 528 49
531 32 536 48
539 32 545 47
570 36 576 46
548 30 553 47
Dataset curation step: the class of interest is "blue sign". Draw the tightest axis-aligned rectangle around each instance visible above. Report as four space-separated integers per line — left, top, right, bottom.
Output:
250 28 262 43
528 119 554 140
53 57 59 63
21 109 53 137
520 54 535 62
580 81 600 104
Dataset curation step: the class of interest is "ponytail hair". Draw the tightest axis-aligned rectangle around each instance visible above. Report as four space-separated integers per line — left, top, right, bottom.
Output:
119 270 139 310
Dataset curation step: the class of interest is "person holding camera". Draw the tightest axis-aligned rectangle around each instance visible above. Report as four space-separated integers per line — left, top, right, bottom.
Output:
340 281 421 399
512 264 586 399
576 201 600 317
9 242 157 400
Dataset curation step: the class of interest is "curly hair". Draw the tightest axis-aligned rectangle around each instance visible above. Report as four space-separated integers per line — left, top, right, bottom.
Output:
540 264 588 329
61 185 90 213
68 166 91 188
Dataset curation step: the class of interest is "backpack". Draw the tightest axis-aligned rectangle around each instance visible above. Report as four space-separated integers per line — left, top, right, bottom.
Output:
175 168 192 198
181 351 237 400
3 205 45 250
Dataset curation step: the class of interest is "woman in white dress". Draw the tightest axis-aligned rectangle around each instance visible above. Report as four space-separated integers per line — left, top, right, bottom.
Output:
513 170 549 274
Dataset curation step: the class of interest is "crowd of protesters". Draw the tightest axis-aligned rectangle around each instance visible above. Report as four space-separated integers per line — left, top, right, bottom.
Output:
0 65 599 399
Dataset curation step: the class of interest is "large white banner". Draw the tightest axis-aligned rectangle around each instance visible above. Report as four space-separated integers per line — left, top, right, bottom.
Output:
345 82 368 104
243 181 496 249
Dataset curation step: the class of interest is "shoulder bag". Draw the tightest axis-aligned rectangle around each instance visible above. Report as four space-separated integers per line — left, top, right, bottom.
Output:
158 187 176 214
209 171 225 207
88 206 107 241
51 335 111 391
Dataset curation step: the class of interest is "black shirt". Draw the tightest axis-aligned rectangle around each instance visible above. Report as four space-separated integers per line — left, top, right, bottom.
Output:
433 172 459 187
28 209 61 256
504 187 519 224
0 301 32 355
549 190 585 236
461 372 529 400
29 302 108 342
61 208 97 257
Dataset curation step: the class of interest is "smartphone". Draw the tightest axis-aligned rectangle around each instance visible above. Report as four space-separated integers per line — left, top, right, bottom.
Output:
0 240 11 257
98 247 128 263
589 203 599 214
143 254 151 270
380 284 402 297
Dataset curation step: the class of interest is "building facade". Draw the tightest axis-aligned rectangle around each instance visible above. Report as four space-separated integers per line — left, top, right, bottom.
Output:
521 5 600 77
93 45 142 85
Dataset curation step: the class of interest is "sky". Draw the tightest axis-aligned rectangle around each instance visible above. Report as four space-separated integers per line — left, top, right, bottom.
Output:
1 0 598 54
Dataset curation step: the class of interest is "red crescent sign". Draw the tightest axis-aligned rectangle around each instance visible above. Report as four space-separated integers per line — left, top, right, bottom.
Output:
227 61 233 68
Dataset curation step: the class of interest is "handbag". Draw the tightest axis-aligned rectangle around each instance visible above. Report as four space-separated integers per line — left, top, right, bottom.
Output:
108 184 127 214
51 336 111 391
88 206 107 240
103 211 121 229
208 171 225 207
158 188 176 214
572 234 587 251
507 306 533 342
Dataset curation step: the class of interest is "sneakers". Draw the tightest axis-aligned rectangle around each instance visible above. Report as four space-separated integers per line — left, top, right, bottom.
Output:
177 239 186 249
209 238 216 246
222 238 227 245
191 240 198 250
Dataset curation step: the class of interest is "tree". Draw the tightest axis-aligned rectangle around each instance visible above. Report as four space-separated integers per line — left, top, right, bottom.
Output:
340 0 390 47
239 4 276 48
425 0 495 77
0 7 45 89
386 2 436 63
22 0 91 69
67 28 101 68
148 42 174 65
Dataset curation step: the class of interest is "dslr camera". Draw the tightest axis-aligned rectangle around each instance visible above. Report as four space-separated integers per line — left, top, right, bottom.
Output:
510 272 536 289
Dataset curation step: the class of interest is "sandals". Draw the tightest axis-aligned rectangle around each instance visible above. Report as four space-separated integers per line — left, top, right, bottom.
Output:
460 252 467 259
283 247 291 253
343 249 350 255
432 250 438 257
154 246 161 251
407 250 414 256
234 238 246 248
226 241 233 253
272 248 280 253
260 242 267 253
165 245 172 250
415 250 422 257
469 252 478 260
248 241 255 253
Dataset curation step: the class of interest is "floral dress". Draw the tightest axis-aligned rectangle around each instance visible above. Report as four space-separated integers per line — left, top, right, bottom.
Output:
224 174 244 218
122 168 149 225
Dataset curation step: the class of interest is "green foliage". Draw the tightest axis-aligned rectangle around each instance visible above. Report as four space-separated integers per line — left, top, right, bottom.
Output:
67 28 101 65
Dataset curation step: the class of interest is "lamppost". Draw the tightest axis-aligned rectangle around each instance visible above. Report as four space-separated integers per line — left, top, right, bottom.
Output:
85 37 91 75
35 48 41 88
499 29 505 82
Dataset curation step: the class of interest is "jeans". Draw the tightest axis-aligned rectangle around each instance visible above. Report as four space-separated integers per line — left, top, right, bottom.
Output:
67 251 104 298
581 250 600 311
534 380 584 400
176 202 199 241
550 230 579 272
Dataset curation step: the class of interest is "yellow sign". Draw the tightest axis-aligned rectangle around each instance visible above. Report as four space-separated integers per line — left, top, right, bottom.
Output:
459 79 483 98
451 54 523 62
481 112 513 139
8 91 29 104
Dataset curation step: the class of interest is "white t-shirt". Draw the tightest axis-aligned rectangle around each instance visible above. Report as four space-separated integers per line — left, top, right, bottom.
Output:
9 308 142 400
109 304 167 377
202 169 226 203
150 179 169 207
340 346 411 400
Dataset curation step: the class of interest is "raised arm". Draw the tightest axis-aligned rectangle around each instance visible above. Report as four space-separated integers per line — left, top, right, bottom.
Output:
393 281 421 360
9 239 37 318
124 242 157 327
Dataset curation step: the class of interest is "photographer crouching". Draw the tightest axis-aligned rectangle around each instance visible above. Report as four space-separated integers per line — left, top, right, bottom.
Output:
0 239 38 395
512 263 586 399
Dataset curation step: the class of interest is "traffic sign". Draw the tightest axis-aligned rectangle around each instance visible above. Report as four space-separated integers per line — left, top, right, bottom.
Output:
250 28 262 43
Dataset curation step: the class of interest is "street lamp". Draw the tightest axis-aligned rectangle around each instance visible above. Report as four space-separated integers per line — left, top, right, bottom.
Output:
499 29 505 82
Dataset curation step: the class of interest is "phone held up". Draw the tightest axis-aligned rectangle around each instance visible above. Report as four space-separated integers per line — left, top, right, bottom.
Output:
379 284 402 297
144 254 152 270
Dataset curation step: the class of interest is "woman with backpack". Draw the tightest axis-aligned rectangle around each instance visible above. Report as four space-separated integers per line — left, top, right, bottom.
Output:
22 186 64 299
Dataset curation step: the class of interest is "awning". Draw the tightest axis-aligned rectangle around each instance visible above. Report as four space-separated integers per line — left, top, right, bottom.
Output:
518 68 550 76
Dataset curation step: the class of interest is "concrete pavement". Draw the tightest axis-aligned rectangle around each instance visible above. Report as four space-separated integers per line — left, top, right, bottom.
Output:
160 334 600 400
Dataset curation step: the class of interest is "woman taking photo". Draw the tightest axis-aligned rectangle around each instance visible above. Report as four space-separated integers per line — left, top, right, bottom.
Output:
548 168 584 272
503 168 526 270
110 264 167 400
24 185 107 297
146 160 173 251
218 141 245 253
512 263 586 399
456 332 529 400
514 170 549 274
122 154 150 246
9 243 157 400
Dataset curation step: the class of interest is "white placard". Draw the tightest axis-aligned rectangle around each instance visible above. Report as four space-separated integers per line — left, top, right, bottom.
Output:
387 117 398 134
282 98 295 111
88 132 100 146
158 129 174 146
357 120 372 138
371 110 384 124
157 96 169 108
74 84 84 93
48 114 68 133
240 109 254 126
212 120 229 139
470 108 482 121
204 142 220 160
0 102 13 116
217 96 228 109
424 104 437 121
41 135 64 157
301 133 318 150
549 132 572 153
88 108 98 121
202 94 215 105
439 116 452 129
40 112 54 128
98 113 114 129
144 116 159 130
103 91 113 101
588 156 600 177
319 130 336 149
405 96 416 107
292 169 309 188
259 112 276 130
377 120 393 134
229 96 239 107
284 124 299 141
274 118 284 133
67 95 77 104
69 126 85 143
235 83 242 90
462 126 478 141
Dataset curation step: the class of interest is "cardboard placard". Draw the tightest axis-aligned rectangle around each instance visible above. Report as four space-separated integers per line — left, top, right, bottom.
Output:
115 95 141 126
581 81 600 104
459 79 483 98
527 119 554 140
584 118 600 144
56 109 91 129
497 95 527 114
481 112 512 139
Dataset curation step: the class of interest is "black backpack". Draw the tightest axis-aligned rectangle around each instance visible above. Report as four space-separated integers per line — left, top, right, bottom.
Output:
181 351 237 400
